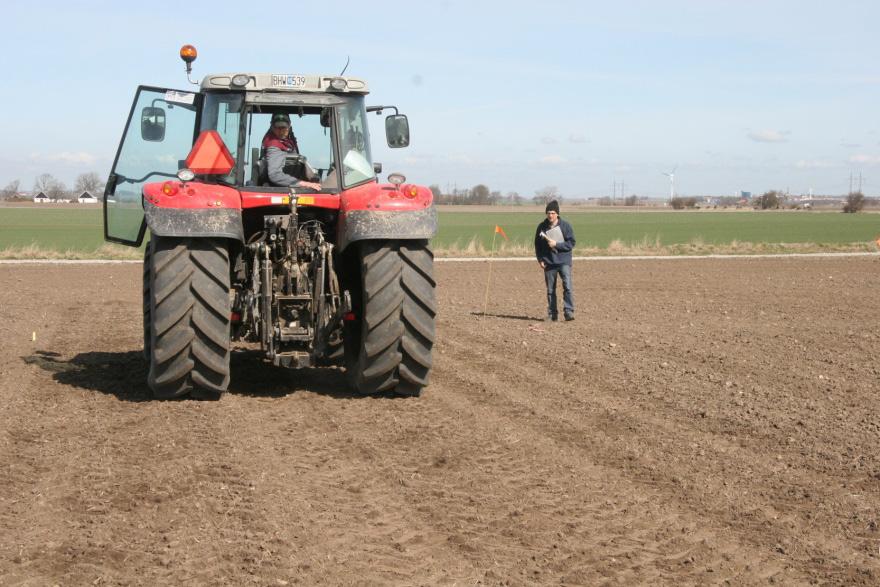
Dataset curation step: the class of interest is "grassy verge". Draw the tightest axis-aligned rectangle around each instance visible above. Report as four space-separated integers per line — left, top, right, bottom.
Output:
1 238 877 260
433 236 880 257
0 243 143 260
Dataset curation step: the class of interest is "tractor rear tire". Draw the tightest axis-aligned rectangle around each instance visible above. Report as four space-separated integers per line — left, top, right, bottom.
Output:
146 236 231 399
344 240 436 396
142 242 152 362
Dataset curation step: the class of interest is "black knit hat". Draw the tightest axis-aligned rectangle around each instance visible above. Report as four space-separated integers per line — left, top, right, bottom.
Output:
545 200 560 214
271 112 291 126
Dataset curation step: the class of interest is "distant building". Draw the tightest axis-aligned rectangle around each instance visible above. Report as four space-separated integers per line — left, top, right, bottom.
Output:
33 191 50 203
77 191 98 204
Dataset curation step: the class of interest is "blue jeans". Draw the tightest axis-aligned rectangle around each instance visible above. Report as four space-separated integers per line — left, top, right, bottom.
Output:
544 264 574 318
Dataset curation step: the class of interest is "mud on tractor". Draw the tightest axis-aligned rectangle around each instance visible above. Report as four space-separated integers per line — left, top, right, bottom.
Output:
104 46 436 399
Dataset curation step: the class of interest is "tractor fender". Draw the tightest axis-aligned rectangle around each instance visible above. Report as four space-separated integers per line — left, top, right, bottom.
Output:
337 182 437 251
143 181 244 241
338 207 437 251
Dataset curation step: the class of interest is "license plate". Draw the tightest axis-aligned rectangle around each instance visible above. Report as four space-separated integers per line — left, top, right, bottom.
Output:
272 74 306 88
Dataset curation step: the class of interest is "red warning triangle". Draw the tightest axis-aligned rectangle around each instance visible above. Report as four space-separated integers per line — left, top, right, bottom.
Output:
185 130 235 175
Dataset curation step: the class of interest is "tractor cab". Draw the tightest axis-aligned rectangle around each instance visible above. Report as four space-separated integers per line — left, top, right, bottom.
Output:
104 48 410 247
195 73 385 192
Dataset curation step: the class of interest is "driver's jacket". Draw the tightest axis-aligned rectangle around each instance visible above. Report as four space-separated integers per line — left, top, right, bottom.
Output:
261 131 300 187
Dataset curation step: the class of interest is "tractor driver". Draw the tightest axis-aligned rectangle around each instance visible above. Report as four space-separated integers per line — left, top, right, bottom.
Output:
261 113 322 191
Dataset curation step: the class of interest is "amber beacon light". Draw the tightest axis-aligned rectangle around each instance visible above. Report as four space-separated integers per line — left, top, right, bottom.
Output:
180 44 199 84
179 44 198 65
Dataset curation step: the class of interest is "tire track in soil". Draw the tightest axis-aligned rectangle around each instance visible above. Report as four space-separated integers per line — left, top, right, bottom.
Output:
433 258 880 584
213 376 493 585
431 339 778 584
2 259 880 585
0 268 284 585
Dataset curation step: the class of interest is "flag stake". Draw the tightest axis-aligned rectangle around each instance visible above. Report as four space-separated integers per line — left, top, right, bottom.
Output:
482 230 498 318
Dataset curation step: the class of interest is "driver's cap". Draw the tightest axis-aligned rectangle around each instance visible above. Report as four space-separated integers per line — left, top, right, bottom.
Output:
272 113 291 126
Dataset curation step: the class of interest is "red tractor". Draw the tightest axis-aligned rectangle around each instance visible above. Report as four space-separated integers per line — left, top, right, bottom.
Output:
104 46 436 399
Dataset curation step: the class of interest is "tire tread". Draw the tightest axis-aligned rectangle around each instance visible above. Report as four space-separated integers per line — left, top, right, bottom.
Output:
147 237 230 399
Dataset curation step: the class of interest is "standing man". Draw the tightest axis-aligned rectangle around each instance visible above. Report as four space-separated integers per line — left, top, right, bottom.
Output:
534 200 576 321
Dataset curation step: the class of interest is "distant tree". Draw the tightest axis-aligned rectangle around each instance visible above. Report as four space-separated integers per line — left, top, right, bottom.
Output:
753 190 781 210
670 197 697 210
48 180 67 199
843 191 865 213
75 172 104 197
533 186 559 205
0 179 20 200
597 196 612 206
33 173 56 195
505 191 523 205
34 173 67 199
624 195 639 206
470 184 491 204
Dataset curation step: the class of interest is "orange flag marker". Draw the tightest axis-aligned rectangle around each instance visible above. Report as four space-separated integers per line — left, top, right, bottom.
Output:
483 225 509 317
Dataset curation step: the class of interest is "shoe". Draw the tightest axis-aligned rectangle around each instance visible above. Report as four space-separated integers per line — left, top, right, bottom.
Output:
564 314 575 321
546 315 558 322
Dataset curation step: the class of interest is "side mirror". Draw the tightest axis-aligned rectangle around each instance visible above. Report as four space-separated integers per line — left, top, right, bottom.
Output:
141 106 166 142
385 114 410 148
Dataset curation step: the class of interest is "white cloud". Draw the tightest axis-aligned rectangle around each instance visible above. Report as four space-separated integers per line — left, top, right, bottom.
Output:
538 155 567 165
795 159 836 169
45 151 100 165
849 154 880 165
541 137 557 145
747 130 790 143
446 154 479 165
568 134 587 144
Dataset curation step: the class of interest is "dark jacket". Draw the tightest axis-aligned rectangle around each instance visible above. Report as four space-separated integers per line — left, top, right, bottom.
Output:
534 218 576 266
261 130 300 187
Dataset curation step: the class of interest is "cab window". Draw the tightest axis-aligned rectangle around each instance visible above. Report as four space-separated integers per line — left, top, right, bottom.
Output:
200 93 243 183
242 106 336 188
336 97 375 188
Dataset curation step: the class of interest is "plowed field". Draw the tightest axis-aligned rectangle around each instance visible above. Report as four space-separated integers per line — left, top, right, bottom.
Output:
1 257 879 585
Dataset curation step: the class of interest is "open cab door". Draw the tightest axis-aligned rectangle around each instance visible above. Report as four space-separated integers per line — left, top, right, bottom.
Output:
103 86 201 246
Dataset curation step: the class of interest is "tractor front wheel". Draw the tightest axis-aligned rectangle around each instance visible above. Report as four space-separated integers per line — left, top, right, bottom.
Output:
146 236 231 399
344 240 436 396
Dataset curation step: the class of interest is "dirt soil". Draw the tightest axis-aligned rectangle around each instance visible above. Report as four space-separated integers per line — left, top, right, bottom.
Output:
1 257 879 585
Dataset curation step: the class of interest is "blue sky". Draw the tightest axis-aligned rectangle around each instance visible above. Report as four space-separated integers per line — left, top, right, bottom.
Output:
2 0 878 198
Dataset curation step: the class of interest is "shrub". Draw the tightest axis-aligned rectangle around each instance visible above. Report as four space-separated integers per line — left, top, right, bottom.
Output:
843 192 865 213
670 197 697 210
753 190 781 210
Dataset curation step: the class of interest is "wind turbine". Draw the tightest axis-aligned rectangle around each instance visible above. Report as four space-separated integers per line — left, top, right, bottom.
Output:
662 166 677 199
